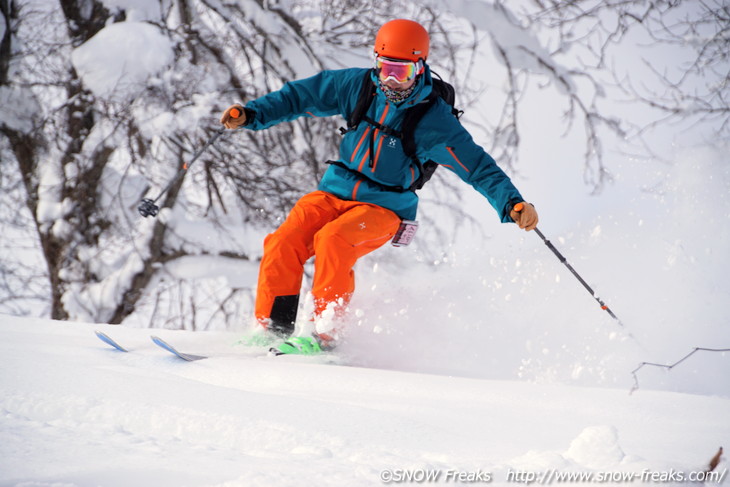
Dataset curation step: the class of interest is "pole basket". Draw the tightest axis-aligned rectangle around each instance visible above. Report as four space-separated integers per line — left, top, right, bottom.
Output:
138 198 159 218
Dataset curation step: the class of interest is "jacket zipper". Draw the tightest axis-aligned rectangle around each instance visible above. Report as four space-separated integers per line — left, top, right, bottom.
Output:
369 102 390 169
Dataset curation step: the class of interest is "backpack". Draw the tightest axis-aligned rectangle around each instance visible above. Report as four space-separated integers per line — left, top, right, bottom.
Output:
338 70 463 192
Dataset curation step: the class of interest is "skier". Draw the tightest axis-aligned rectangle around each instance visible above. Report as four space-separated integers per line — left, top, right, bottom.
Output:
220 19 538 354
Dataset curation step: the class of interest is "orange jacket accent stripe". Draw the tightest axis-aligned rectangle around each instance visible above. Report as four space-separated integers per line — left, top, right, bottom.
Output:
357 149 371 172
351 180 363 200
446 146 470 173
350 126 371 162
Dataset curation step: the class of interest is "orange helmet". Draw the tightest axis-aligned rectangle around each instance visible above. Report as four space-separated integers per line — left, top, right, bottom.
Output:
373 19 429 62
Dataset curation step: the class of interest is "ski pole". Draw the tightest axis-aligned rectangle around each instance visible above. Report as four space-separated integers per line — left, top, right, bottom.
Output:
534 227 624 326
513 203 625 327
137 107 241 218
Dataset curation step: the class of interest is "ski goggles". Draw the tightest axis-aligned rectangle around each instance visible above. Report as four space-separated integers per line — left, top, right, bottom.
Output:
375 56 422 84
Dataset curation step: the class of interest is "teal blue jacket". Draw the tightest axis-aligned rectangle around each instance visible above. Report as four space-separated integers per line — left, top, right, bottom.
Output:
243 66 523 221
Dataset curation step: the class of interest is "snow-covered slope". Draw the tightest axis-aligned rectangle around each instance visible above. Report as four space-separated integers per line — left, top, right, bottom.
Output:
1 316 726 486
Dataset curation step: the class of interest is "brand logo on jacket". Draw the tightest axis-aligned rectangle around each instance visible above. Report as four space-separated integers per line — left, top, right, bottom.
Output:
387 137 397 148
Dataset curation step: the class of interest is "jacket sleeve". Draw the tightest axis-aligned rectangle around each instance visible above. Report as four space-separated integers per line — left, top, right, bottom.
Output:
416 102 523 223
242 70 354 131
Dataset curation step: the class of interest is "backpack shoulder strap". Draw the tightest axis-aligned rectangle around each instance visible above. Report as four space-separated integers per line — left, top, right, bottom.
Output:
401 75 463 191
340 70 376 135
400 93 437 159
400 93 438 191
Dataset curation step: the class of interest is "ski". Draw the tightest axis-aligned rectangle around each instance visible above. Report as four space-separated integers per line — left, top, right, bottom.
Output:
95 331 337 363
95 331 206 361
150 335 207 361
95 330 129 352
267 337 345 364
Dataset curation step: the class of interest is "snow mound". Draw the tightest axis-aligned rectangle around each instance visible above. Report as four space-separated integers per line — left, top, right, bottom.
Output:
71 21 173 100
564 425 626 469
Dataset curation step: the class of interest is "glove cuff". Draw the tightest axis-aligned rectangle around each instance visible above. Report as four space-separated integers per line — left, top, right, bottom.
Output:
242 107 256 126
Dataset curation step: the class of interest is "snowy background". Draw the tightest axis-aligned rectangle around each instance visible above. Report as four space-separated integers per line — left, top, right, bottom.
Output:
1 0 728 485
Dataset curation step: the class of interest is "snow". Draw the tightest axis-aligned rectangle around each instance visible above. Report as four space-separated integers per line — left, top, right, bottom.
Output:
35 160 66 229
0 86 40 133
3 2 730 484
1 316 728 486
98 0 160 22
428 0 576 95
71 21 174 101
164 256 260 289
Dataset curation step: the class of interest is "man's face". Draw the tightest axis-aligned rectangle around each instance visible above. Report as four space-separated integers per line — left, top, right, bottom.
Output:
376 56 421 91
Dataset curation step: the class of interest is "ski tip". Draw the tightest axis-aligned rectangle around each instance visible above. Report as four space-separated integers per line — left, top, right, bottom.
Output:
151 335 207 361
268 347 285 356
94 330 129 352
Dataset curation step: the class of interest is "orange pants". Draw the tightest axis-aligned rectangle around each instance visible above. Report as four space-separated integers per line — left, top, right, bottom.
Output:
255 191 401 335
